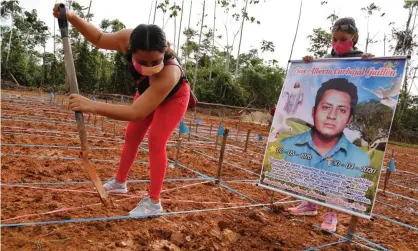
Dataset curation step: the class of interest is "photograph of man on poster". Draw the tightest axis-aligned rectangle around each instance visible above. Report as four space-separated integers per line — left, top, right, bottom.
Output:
280 78 371 177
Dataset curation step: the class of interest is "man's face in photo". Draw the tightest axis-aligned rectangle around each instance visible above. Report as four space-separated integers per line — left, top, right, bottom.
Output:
312 89 353 138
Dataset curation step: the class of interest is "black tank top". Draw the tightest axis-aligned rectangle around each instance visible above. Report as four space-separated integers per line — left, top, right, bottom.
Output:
126 52 184 100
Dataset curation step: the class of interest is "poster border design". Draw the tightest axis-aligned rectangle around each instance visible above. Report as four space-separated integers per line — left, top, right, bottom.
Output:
258 56 409 219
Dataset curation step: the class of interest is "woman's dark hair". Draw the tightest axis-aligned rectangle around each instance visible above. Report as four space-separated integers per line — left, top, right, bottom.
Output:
125 24 177 80
129 24 167 53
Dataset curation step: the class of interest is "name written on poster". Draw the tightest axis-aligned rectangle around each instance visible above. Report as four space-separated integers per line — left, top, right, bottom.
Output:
292 66 397 78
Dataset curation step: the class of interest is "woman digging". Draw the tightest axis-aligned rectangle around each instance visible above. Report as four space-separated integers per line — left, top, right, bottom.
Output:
53 4 191 216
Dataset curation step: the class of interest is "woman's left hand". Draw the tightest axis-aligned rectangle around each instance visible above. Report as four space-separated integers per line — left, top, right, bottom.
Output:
68 94 96 113
361 53 374 59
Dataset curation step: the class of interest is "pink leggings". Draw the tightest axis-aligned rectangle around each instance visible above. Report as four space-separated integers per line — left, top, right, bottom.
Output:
115 83 190 200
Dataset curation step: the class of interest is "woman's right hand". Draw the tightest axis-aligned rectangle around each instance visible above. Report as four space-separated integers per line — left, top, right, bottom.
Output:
302 56 313 63
52 3 75 20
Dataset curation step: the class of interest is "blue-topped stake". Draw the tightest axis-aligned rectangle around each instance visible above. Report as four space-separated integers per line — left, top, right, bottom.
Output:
214 124 225 149
179 120 190 134
383 149 396 194
195 118 201 132
49 92 55 104
218 124 225 136
388 158 396 172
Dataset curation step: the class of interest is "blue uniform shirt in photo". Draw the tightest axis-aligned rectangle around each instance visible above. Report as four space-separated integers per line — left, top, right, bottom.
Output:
281 130 371 177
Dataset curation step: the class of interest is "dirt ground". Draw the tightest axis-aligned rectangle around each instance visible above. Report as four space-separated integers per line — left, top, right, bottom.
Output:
1 90 417 251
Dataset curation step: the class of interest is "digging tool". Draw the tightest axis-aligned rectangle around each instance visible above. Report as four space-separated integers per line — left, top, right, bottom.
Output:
57 4 108 205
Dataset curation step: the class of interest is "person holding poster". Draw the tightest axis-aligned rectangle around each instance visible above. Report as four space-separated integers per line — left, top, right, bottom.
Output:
289 17 373 232
274 17 375 232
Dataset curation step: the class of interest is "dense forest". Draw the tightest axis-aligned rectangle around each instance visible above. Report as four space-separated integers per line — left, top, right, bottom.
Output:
1 0 417 143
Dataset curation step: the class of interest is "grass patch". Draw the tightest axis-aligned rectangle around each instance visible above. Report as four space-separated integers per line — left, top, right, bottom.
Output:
388 141 418 149
360 147 384 170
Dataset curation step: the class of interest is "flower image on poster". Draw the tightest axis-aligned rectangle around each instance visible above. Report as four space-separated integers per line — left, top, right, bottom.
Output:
258 57 407 219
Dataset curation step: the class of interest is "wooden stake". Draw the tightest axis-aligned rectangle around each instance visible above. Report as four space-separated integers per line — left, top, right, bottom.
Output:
195 121 199 133
383 149 395 194
87 113 91 124
175 139 182 164
101 116 104 131
188 120 192 141
383 171 391 195
216 129 229 183
215 132 220 149
94 114 97 127
244 129 251 152
61 97 64 107
113 120 116 138
270 191 275 204
209 124 213 136
346 216 359 241
236 127 239 140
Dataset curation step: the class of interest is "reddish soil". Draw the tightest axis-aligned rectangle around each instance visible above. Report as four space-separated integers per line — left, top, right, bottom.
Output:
1 90 417 251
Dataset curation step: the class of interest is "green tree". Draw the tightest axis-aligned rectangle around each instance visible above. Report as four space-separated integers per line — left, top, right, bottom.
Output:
348 100 394 148
260 40 275 53
307 28 332 58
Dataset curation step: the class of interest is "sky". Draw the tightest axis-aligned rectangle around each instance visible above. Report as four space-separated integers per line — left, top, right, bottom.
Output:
8 0 418 94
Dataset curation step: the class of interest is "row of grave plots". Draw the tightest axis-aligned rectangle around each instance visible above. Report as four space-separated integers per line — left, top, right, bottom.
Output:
1 90 417 251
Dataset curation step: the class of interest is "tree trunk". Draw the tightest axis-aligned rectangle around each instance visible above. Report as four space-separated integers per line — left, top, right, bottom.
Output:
53 12 56 87
235 0 249 77
192 0 206 93
148 0 153 24
153 0 158 24
224 24 229 70
225 24 240 72
287 0 303 73
174 16 177 52
87 0 92 21
365 16 370 53
188 0 193 29
184 0 193 70
6 15 14 66
176 0 185 56
402 5 414 55
209 0 217 81
42 44 46 87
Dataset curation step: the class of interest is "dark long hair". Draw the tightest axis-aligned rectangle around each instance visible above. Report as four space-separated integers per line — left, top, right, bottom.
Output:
125 24 176 80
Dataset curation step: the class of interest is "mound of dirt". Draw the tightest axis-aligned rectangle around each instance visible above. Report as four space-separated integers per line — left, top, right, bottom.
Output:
241 111 272 124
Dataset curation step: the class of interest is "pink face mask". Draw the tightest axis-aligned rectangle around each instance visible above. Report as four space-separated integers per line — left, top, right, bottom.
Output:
132 59 164 76
331 40 353 56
